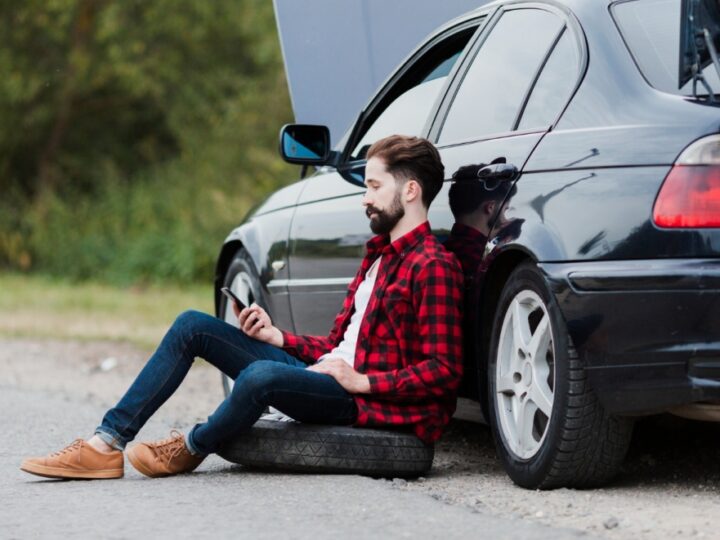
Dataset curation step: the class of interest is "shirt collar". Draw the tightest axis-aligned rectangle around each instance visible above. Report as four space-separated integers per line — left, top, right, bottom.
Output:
366 221 432 257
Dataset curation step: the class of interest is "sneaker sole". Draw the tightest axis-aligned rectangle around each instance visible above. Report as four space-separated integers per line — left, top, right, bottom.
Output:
126 447 167 478
20 461 123 480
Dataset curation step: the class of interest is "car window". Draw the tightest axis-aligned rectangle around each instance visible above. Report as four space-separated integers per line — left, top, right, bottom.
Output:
613 0 720 96
438 9 565 145
349 26 477 160
351 78 447 159
517 29 579 131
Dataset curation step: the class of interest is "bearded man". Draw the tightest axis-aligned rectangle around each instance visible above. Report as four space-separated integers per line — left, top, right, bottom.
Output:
21 134 464 480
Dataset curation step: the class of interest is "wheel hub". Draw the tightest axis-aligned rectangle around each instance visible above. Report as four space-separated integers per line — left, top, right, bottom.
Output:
522 363 532 386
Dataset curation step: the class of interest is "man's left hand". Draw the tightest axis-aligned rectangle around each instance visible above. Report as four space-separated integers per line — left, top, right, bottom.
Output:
307 358 371 394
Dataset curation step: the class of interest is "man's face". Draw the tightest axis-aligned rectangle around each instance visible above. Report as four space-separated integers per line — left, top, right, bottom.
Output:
363 156 405 235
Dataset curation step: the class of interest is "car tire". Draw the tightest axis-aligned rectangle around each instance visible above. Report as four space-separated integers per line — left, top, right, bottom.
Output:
219 247 263 397
487 262 633 489
217 419 434 478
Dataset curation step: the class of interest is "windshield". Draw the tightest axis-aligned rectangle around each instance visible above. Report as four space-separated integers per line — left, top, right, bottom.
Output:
613 0 720 96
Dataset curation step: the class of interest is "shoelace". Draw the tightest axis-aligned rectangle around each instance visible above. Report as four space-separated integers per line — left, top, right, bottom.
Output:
50 439 84 457
150 430 188 463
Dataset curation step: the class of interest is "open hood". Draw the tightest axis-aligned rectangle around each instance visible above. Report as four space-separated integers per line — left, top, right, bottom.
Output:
679 0 720 89
272 0 486 145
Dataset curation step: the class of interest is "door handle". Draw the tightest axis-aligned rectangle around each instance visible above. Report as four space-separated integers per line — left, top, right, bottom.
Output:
477 163 519 182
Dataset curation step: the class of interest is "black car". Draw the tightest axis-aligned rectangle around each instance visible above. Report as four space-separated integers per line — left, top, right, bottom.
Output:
213 0 720 489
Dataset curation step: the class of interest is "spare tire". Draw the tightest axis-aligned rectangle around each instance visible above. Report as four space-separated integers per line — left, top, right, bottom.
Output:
217 419 434 478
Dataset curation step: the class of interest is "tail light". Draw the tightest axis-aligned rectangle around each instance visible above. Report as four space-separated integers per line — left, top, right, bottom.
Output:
653 135 720 228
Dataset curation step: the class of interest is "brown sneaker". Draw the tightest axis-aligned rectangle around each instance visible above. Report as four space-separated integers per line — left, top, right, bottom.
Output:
126 430 204 478
20 439 124 480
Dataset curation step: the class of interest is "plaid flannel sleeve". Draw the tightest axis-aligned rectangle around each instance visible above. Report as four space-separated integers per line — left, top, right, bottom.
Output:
366 258 464 399
279 330 333 364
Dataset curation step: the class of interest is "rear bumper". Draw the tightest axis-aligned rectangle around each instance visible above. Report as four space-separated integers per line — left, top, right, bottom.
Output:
543 259 720 415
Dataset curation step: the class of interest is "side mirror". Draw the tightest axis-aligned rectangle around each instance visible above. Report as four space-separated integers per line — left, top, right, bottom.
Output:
279 124 331 165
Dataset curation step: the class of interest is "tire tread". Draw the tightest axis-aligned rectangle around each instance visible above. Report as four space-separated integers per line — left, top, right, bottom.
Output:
539 344 633 489
217 420 434 478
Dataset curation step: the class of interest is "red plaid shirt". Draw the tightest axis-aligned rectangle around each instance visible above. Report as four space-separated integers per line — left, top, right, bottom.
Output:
281 221 464 443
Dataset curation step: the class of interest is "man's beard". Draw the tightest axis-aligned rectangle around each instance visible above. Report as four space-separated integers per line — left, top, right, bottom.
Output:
366 190 405 235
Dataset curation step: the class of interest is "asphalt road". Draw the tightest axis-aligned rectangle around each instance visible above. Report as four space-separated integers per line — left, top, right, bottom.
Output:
1 385 593 540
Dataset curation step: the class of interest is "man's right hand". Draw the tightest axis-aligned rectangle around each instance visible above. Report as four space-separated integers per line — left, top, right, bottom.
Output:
235 303 284 347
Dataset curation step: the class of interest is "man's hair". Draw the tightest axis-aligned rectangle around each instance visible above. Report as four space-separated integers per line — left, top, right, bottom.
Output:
366 135 445 209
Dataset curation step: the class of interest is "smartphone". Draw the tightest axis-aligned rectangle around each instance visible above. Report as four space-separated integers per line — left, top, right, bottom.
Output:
221 287 247 312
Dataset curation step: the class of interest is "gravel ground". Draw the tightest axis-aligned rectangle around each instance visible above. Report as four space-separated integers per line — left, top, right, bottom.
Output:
2 337 719 539
2 386 591 540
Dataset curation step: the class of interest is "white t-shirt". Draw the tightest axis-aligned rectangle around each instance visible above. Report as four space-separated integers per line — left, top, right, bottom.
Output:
317 256 381 367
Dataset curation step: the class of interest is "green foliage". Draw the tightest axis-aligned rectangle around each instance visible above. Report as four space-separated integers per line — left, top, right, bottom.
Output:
0 0 297 283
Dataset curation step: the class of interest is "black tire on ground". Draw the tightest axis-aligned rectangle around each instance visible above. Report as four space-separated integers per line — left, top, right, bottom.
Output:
487 262 634 489
219 247 264 397
217 419 434 478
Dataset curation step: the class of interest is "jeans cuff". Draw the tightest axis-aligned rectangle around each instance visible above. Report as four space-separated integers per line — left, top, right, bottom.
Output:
94 427 126 451
185 427 206 457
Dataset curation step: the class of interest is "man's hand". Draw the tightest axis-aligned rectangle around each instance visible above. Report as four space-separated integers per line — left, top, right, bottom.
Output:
236 303 283 347
307 357 371 394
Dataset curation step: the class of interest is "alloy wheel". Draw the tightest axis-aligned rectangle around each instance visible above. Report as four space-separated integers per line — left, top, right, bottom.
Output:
495 289 555 459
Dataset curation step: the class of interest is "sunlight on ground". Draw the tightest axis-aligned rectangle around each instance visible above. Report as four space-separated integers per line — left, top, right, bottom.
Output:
0 273 214 350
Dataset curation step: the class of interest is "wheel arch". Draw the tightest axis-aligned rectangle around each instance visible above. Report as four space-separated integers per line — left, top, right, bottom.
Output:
213 222 265 317
474 248 535 409
214 240 244 317
479 248 535 336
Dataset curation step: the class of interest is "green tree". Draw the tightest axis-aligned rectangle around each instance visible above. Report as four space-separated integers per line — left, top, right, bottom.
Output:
1 0 288 195
0 0 296 281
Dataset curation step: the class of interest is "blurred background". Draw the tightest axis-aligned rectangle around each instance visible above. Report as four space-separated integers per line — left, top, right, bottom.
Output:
0 0 479 344
0 0 294 287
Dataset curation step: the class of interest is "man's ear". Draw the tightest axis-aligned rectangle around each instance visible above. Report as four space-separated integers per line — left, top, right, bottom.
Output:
483 200 497 216
405 179 421 203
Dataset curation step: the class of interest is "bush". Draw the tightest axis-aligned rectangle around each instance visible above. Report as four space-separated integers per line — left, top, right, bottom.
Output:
10 150 296 285
0 0 298 284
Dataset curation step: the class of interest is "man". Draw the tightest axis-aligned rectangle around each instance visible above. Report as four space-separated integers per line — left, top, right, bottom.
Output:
21 134 464 480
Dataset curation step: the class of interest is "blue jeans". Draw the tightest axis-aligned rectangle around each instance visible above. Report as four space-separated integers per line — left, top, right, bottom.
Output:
95 310 357 455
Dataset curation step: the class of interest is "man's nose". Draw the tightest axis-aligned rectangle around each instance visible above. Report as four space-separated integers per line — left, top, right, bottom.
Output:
362 191 372 206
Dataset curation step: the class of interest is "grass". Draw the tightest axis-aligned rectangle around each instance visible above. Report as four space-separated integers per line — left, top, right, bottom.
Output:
0 273 214 350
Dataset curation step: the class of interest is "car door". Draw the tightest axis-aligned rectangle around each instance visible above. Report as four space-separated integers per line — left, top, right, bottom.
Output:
287 17 485 335
428 4 584 397
432 5 578 192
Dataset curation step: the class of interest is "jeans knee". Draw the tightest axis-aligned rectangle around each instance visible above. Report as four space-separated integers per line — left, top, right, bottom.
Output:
175 309 205 326
173 309 214 336
168 310 218 358
232 361 283 403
